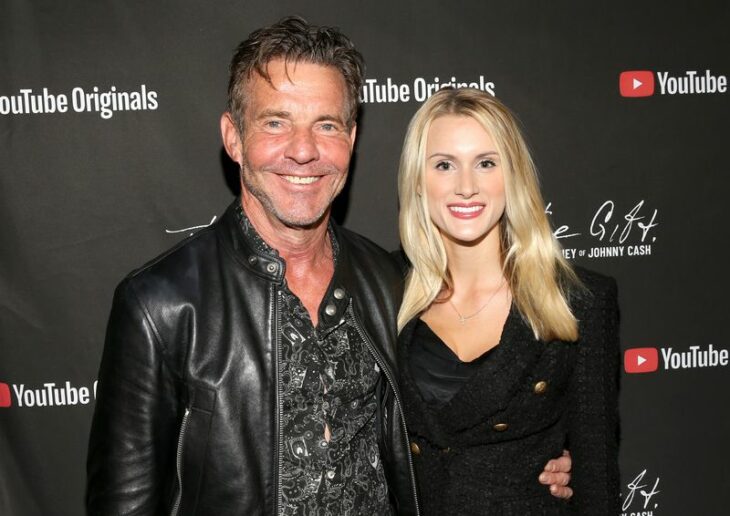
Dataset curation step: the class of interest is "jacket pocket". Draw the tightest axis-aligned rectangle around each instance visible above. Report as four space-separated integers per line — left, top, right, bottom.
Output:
170 385 217 516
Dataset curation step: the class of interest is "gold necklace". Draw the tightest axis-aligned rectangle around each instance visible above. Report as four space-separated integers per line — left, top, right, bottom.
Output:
448 279 506 325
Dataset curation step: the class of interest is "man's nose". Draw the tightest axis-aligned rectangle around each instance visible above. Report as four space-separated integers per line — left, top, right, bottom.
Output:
455 169 479 197
285 128 320 164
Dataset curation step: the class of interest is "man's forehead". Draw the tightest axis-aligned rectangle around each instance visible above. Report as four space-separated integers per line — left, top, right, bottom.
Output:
253 58 345 90
245 59 349 114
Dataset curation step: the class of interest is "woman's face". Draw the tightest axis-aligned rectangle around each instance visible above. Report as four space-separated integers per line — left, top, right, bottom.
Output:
424 115 506 246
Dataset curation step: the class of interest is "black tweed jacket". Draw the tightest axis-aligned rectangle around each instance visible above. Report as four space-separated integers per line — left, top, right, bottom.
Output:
397 267 620 515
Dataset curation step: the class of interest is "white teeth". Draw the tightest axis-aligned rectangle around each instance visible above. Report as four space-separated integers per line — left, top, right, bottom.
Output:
283 175 320 184
449 205 483 213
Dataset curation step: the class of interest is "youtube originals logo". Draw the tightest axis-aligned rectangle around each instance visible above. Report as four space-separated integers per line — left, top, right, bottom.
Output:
624 344 729 374
620 71 654 97
619 69 727 97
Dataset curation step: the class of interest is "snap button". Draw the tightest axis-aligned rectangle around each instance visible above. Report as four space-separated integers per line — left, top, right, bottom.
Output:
333 288 345 300
248 256 258 264
325 304 337 316
493 423 509 432
266 263 277 273
410 442 421 455
533 380 548 394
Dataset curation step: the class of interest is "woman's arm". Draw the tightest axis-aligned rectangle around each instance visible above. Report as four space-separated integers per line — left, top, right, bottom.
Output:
567 275 621 514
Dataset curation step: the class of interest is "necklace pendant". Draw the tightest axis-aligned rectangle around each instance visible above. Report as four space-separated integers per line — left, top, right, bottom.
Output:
459 315 467 325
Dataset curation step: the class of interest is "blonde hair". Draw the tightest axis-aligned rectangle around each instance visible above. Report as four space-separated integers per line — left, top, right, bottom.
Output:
397 88 581 341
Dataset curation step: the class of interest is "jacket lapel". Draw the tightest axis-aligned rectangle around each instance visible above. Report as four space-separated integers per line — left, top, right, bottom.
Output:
402 305 547 435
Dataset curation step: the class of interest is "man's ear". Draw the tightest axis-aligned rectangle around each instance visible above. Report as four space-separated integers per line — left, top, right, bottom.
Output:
348 123 357 149
221 112 242 163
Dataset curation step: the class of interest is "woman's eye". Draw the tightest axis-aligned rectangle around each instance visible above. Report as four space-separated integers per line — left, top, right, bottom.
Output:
435 161 452 171
478 159 496 169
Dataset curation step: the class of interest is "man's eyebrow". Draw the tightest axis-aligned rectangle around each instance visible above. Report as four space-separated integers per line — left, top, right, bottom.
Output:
314 114 347 125
255 111 346 125
257 109 291 120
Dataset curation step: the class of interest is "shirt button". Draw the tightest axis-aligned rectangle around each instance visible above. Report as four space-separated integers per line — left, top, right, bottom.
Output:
248 256 258 264
333 288 345 299
493 423 509 432
533 380 548 394
266 263 277 273
410 442 421 455
325 304 337 316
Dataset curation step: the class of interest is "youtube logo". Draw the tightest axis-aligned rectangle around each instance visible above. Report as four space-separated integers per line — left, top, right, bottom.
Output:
624 347 659 373
0 382 11 407
620 70 655 97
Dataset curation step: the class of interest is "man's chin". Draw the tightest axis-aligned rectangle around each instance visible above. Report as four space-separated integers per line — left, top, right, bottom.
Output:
260 201 331 230
277 210 330 230
242 186 333 229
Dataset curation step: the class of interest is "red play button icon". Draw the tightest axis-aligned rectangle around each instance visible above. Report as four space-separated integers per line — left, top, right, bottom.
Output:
0 383 12 408
624 348 659 373
619 71 655 97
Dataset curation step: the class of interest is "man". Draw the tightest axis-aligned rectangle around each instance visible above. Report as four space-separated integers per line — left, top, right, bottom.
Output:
87 17 571 515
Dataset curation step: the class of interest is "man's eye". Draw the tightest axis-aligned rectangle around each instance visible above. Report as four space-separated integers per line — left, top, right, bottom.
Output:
320 123 337 131
265 120 283 129
435 161 452 171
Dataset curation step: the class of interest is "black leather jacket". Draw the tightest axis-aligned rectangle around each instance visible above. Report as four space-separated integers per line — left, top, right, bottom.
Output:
87 202 420 516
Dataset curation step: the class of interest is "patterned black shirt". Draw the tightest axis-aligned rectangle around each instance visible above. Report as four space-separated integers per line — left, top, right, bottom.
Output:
236 204 390 516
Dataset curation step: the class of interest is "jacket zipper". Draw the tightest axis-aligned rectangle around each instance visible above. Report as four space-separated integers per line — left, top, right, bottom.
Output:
170 407 191 516
349 306 421 516
273 287 283 515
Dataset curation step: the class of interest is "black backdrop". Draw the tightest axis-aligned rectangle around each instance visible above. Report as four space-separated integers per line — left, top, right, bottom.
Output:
1 2 728 515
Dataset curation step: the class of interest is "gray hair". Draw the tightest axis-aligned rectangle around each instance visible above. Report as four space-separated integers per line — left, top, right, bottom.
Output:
227 16 364 132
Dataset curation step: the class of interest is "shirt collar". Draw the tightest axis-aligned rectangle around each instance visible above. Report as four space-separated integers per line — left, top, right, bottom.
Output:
234 199 340 264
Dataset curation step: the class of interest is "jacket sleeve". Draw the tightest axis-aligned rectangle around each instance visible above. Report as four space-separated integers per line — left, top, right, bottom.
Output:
567 277 621 515
86 279 181 515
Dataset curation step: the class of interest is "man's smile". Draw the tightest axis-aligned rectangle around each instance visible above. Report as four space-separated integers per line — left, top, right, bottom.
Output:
281 175 321 185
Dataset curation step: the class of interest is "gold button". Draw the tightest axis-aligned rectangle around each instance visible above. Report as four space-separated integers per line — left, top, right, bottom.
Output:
493 423 509 432
410 441 421 455
534 380 548 394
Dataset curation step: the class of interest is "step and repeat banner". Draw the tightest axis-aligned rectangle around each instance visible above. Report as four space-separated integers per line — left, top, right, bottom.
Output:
1 1 728 515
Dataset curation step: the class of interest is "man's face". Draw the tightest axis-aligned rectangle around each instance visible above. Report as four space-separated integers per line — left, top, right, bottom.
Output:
235 59 356 229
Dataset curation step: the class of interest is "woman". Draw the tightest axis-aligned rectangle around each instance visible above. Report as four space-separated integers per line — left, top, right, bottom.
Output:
396 88 619 515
